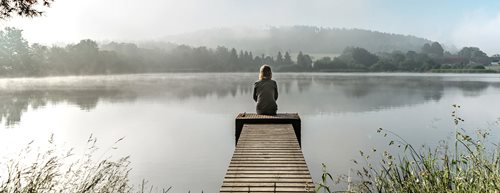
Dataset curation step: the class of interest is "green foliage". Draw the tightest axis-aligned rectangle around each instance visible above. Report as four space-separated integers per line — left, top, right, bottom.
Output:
339 47 378 68
458 47 488 59
458 47 490 65
0 0 54 19
430 42 444 57
431 69 497 73
318 106 500 193
469 64 486 69
283 51 293 65
0 27 28 73
276 51 284 65
421 42 444 58
297 51 313 69
370 59 397 72
316 163 335 193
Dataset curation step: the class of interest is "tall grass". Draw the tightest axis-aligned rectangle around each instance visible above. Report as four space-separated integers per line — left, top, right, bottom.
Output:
317 105 500 193
0 134 171 193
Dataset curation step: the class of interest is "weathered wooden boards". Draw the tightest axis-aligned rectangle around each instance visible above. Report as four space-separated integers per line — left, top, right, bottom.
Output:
235 113 301 146
220 123 314 192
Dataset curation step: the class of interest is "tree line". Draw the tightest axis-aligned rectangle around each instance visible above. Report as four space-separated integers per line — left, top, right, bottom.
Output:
0 27 498 77
167 26 432 54
314 42 495 72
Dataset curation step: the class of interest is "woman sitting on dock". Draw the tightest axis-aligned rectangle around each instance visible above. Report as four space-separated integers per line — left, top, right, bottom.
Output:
253 64 278 115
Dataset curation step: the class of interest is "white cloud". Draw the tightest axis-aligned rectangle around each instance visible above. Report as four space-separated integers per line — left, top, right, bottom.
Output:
452 12 500 55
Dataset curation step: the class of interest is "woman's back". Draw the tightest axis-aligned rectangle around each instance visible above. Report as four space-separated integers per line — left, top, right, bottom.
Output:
253 79 278 115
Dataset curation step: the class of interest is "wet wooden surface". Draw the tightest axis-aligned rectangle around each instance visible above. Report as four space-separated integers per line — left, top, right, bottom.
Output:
234 113 302 146
221 124 314 192
236 113 300 120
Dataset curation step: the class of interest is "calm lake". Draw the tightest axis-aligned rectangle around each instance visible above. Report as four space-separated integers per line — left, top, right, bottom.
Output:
1 73 500 192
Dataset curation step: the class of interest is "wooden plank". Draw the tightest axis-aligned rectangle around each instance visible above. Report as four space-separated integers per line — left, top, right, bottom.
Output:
224 178 312 182
235 113 302 146
220 187 315 192
226 170 309 175
236 113 300 120
227 168 310 171
231 158 305 161
222 182 313 187
221 123 314 192
224 174 312 178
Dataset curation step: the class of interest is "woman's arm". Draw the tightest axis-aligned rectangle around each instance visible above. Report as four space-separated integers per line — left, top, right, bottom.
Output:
274 81 278 101
253 84 258 102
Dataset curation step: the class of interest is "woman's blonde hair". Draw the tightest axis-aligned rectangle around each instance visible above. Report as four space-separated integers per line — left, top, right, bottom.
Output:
259 64 272 80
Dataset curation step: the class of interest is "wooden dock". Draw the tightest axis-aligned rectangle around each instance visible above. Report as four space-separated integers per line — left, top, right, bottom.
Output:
220 113 314 192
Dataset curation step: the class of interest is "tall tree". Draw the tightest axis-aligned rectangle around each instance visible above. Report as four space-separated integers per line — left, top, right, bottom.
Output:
30 43 49 75
229 48 238 70
340 47 378 68
429 42 444 57
284 51 293 65
276 51 284 65
421 43 431 54
302 54 312 69
297 51 312 68
67 39 100 74
0 27 30 75
458 47 489 65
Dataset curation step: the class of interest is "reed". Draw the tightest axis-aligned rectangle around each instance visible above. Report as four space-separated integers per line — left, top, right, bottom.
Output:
0 134 171 193
317 104 500 193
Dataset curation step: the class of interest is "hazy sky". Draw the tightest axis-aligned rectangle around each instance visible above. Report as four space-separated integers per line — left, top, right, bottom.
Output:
2 0 500 54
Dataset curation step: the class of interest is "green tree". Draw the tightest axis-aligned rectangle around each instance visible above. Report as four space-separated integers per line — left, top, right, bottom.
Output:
229 48 238 70
276 51 284 65
458 47 489 65
214 46 230 70
331 58 347 69
30 43 49 75
66 39 100 74
370 59 397 71
297 51 312 69
390 51 405 64
0 27 30 76
430 42 444 57
283 51 293 65
312 57 331 70
422 42 444 58
458 47 487 58
340 47 378 68
421 43 432 54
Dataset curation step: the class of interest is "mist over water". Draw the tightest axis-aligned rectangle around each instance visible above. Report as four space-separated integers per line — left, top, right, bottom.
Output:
1 73 500 192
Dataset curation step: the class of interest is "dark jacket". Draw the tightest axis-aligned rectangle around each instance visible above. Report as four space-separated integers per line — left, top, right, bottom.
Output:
253 79 278 115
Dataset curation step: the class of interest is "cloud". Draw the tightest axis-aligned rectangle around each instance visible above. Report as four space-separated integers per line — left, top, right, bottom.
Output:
452 12 500 55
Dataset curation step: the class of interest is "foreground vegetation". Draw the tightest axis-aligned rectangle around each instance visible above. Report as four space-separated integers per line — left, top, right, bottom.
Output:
2 106 499 192
0 135 171 193
318 105 500 193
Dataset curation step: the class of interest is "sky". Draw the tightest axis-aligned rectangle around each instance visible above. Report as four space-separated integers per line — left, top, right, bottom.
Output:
1 0 500 54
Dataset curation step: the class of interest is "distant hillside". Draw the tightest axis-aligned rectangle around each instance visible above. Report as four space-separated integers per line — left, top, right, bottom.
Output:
164 26 432 55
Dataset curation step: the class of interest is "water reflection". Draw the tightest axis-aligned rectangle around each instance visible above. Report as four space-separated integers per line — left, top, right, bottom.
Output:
1 73 500 126
1 73 500 192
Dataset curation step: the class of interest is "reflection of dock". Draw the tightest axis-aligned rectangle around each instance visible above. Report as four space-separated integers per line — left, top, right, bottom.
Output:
220 113 314 192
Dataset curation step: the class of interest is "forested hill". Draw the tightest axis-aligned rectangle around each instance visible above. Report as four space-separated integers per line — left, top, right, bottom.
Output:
164 26 432 54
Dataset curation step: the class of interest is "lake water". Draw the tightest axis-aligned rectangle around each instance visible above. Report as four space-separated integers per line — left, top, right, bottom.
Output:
1 73 500 192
